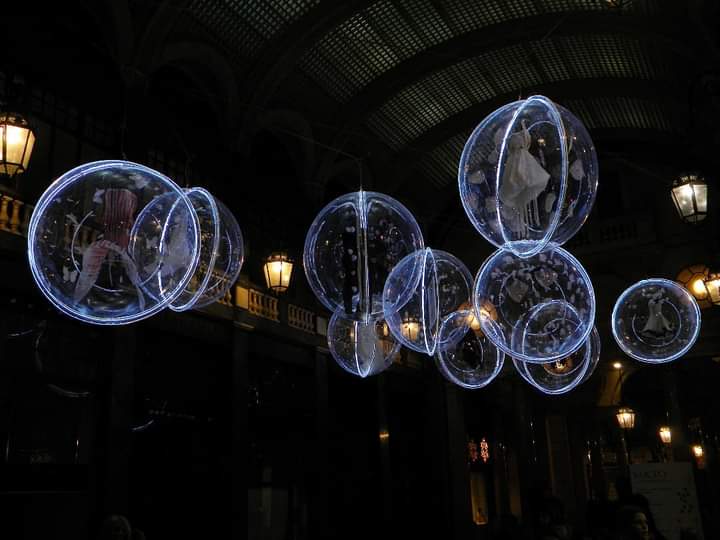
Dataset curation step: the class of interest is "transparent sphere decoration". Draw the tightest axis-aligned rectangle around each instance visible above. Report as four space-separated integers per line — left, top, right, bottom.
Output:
513 326 600 395
168 188 220 312
458 95 598 258
434 310 505 389
611 278 701 364
473 245 595 363
304 191 424 323
28 160 199 325
384 248 473 356
327 308 399 378
169 190 244 311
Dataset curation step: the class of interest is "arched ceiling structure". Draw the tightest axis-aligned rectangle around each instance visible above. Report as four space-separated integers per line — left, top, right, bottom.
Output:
6 0 720 238
178 0 720 211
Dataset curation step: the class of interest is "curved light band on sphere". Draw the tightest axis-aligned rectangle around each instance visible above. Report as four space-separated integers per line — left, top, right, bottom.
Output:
435 310 505 389
513 326 600 395
168 187 221 312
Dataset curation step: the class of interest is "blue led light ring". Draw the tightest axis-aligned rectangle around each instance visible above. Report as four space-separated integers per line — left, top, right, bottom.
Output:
169 188 220 312
421 248 439 355
191 198 244 309
611 278 701 364
458 101 521 248
513 326 599 395
435 311 505 389
495 96 568 258
512 299 586 363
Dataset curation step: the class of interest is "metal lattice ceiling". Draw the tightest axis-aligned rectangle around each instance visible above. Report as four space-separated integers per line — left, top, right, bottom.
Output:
187 0 321 67
169 0 704 199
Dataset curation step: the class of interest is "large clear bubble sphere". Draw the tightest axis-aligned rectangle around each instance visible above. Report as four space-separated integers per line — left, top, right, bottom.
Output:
28 160 199 325
327 308 399 378
384 248 473 355
473 245 595 362
513 326 600 395
611 279 700 364
304 191 424 322
458 95 598 257
435 310 505 389
170 191 244 311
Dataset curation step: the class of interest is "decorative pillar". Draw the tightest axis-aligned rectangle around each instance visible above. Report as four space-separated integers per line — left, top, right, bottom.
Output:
376 374 393 526
511 380 534 517
424 366 454 536
9 199 23 234
231 327 249 539
445 382 473 539
89 325 137 530
311 348 330 538
492 404 511 517
545 414 578 517
0 195 11 231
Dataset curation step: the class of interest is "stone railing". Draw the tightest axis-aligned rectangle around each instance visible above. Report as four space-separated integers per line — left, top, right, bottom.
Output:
0 192 33 237
235 286 279 322
288 304 315 333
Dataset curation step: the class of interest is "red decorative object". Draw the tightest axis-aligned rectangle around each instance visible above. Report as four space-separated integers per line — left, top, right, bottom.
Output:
468 439 479 463
480 438 490 463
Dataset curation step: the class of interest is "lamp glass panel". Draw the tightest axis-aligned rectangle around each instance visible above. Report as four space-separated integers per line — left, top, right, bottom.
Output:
672 184 695 218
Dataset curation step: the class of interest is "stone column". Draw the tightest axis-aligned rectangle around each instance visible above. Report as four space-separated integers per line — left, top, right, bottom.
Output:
310 348 330 538
231 327 249 539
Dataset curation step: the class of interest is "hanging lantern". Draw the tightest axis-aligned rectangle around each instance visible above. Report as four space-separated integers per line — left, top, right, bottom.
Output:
264 252 293 293
659 426 672 444
671 173 707 224
703 272 720 306
616 407 636 429
400 315 420 341
0 112 35 178
676 264 711 308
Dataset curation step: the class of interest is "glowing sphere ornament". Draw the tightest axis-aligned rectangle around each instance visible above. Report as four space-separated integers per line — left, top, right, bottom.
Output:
458 95 598 257
384 248 473 355
170 192 244 311
28 160 199 325
513 326 600 395
304 191 424 322
435 310 505 389
327 308 399 378
473 245 595 363
611 279 700 364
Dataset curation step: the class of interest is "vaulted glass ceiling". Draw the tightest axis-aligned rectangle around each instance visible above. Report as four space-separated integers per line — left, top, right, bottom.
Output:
184 0 695 194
